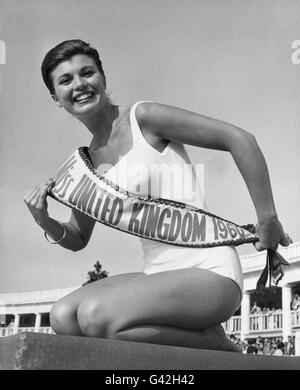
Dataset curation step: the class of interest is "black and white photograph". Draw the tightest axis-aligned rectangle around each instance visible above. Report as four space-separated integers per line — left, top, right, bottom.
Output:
0 0 300 372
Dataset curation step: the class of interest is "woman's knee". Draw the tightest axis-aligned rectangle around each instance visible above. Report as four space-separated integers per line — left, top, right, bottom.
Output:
50 299 79 334
215 281 241 324
77 299 120 338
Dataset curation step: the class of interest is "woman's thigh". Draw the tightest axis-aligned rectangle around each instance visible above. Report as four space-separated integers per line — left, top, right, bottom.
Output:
78 268 241 332
50 272 145 332
54 272 145 309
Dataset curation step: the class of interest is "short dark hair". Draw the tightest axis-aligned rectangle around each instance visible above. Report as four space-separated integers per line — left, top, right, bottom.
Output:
41 39 106 94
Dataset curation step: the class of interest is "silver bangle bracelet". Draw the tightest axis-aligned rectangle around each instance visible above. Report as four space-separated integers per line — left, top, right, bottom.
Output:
44 221 67 244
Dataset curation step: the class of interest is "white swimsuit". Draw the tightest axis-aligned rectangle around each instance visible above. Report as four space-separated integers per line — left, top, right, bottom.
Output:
103 102 244 294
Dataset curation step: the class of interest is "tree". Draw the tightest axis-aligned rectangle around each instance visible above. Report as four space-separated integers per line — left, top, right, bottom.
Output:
82 261 109 286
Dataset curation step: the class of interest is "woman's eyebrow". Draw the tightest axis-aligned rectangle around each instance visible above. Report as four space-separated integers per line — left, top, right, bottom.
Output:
56 66 95 81
80 65 95 72
57 72 71 81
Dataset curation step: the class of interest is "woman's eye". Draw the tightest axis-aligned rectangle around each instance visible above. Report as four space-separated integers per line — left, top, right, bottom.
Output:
83 70 94 77
59 78 71 85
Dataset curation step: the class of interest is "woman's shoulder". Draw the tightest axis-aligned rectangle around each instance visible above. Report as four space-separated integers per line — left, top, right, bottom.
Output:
123 100 183 124
115 101 159 136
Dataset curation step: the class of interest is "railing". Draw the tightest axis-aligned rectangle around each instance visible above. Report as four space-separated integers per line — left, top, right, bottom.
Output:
249 312 282 332
17 327 35 334
38 327 55 334
224 311 284 334
223 316 241 333
0 326 54 337
240 252 268 272
292 309 300 328
1 310 299 338
0 327 10 337
241 242 300 272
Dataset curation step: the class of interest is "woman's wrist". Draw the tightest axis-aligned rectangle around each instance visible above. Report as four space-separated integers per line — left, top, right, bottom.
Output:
256 202 278 224
257 212 278 225
38 217 65 241
44 221 66 244
34 212 51 227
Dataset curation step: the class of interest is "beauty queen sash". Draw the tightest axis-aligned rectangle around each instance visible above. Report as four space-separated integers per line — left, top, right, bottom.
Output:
48 147 289 291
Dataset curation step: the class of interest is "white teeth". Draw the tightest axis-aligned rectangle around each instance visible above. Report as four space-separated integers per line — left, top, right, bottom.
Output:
74 92 94 102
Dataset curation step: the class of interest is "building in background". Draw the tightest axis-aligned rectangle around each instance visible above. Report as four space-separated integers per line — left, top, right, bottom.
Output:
224 242 300 343
1 243 300 350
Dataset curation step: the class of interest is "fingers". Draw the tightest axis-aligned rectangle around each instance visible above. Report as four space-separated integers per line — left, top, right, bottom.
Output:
255 233 292 252
23 178 54 207
24 184 45 205
254 241 278 252
280 233 293 247
24 178 53 197
254 218 292 252
254 242 264 252
46 179 55 194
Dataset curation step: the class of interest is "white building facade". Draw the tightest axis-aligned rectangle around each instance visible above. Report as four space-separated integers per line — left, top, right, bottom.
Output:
224 242 300 344
1 243 300 348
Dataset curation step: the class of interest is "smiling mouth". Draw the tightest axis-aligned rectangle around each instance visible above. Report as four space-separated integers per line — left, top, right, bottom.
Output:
73 91 95 103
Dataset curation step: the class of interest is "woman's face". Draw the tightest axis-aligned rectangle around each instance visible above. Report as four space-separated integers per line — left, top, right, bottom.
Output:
50 54 106 118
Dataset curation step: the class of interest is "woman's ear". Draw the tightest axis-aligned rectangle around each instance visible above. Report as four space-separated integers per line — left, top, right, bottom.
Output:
51 94 63 108
102 74 107 90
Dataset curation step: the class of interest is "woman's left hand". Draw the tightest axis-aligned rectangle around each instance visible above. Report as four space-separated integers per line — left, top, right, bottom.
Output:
254 217 292 252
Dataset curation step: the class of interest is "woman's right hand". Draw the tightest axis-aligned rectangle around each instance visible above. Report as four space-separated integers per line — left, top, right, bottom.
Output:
23 178 55 226
254 216 292 252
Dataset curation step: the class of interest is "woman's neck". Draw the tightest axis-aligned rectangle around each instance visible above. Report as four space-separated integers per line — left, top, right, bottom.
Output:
80 101 119 147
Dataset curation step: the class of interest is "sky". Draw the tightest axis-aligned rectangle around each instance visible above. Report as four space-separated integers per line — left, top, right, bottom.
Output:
0 0 299 293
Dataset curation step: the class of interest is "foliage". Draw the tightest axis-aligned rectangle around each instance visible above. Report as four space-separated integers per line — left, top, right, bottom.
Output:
82 261 109 286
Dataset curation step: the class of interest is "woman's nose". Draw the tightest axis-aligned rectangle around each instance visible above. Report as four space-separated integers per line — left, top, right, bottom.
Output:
73 76 87 89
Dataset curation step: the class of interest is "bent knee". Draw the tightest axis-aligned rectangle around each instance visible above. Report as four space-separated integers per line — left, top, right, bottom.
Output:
50 300 78 334
77 299 121 339
217 280 242 323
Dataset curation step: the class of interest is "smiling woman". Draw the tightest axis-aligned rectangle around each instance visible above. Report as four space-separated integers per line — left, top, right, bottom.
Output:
41 40 109 123
41 40 107 94
23 39 291 352
51 56 105 114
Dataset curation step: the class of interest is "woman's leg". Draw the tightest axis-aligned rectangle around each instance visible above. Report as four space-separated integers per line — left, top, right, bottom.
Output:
49 272 144 335
116 324 241 352
76 268 241 351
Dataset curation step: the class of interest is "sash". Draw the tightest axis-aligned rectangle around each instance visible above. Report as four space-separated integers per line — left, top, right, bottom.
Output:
48 147 289 291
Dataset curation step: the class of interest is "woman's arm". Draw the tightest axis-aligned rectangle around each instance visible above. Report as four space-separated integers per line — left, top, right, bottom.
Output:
24 179 95 251
136 102 290 251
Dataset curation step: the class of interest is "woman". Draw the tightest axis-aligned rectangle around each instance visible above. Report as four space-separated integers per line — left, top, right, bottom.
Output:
24 39 290 352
